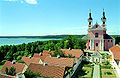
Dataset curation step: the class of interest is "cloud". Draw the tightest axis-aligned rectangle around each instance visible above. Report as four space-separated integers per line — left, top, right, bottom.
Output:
24 0 38 5
4 0 38 5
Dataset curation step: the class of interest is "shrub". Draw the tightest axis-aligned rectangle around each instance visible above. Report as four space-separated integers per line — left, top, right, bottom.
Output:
104 71 112 75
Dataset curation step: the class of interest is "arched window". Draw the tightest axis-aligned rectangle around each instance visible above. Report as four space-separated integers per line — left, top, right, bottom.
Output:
96 43 98 46
95 33 98 38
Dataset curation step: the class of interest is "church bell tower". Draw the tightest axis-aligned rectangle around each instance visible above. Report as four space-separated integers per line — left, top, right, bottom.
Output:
88 10 93 30
101 9 106 29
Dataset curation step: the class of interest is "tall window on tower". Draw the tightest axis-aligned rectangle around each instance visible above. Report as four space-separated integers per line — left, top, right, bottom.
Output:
95 33 98 38
96 43 98 46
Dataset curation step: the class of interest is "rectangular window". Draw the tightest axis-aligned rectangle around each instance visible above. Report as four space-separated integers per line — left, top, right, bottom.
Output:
108 40 109 42
111 40 112 42
95 33 98 38
96 43 98 46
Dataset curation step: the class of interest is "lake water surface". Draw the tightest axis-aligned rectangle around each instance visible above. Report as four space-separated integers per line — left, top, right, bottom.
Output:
0 38 60 46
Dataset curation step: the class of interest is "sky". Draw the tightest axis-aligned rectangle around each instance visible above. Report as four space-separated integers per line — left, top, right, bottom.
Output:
0 0 120 36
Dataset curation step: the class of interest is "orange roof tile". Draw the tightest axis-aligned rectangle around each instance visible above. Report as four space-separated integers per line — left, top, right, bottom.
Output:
42 50 52 56
1 61 25 74
22 56 40 66
0 73 15 78
33 51 51 61
61 49 83 58
33 53 41 58
109 46 120 60
28 63 65 78
44 57 74 67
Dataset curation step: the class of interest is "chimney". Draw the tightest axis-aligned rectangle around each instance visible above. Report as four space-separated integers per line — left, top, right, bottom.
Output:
39 52 42 56
57 54 60 58
12 60 16 64
43 62 48 66
116 44 119 46
69 47 71 50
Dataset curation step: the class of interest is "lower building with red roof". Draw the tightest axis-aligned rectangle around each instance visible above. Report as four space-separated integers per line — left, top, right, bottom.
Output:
0 73 15 78
27 63 65 78
0 61 26 78
61 49 83 58
22 56 41 66
109 45 120 67
44 56 75 67
109 45 120 77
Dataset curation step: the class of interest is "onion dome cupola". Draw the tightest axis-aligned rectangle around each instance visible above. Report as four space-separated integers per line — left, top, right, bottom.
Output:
88 9 93 28
101 9 106 25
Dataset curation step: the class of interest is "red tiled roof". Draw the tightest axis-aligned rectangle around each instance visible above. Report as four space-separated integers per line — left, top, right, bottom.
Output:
33 51 51 61
1 61 25 74
61 49 83 58
44 57 74 67
22 56 40 66
109 46 120 60
33 53 41 58
22 56 31 65
0 73 15 78
28 63 65 78
42 50 51 56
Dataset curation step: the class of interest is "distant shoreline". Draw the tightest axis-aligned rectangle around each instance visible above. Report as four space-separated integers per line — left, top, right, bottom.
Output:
0 35 119 38
0 35 86 39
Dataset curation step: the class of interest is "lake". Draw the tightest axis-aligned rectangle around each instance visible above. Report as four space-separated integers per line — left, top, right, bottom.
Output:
0 38 61 46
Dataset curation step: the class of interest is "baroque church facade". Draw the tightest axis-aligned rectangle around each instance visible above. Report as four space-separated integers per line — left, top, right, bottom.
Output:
86 10 115 51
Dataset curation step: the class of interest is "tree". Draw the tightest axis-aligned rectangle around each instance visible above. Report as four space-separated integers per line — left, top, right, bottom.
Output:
24 70 48 78
5 67 16 76
5 67 8 74
115 37 120 45
53 49 64 57
5 51 13 61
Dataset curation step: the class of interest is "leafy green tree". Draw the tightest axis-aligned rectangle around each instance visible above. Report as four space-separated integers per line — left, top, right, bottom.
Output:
53 49 64 57
24 70 49 78
115 37 120 45
5 51 13 61
5 67 16 76
5 67 8 74
25 43 31 53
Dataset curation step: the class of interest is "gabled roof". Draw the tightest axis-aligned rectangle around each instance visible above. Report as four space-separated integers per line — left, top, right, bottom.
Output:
104 34 113 39
91 23 103 30
0 73 15 78
28 63 65 78
109 46 120 60
33 51 51 62
1 61 25 74
33 51 51 58
22 56 40 66
61 49 83 58
33 53 41 58
44 57 74 67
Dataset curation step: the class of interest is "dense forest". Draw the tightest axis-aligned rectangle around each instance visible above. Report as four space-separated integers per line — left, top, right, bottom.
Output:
0 35 120 64
0 35 86 64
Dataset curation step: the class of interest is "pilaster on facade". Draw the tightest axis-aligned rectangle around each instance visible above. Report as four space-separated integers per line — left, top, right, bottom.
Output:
92 40 94 50
89 39 91 49
101 39 104 51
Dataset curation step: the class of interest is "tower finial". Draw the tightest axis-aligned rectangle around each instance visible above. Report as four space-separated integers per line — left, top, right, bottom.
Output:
88 9 93 29
88 9 92 20
103 8 105 17
101 8 106 28
89 9 91 13
103 8 104 12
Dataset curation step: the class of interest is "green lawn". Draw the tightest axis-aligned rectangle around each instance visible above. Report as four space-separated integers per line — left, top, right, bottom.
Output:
78 65 93 78
101 69 116 78
0 65 3 70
